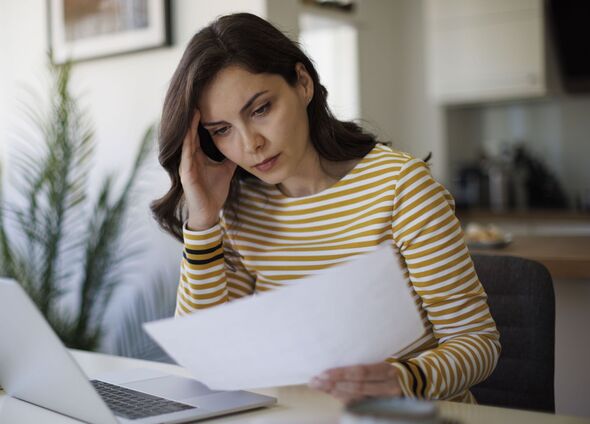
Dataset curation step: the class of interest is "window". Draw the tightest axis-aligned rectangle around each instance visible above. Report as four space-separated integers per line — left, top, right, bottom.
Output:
299 14 359 121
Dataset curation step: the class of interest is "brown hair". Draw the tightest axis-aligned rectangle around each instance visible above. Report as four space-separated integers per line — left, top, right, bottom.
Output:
151 13 377 241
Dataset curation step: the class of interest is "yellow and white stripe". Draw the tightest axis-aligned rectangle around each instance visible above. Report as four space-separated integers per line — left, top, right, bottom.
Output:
176 144 500 402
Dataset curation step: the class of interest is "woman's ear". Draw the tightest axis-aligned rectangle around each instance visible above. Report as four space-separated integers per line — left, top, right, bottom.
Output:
295 62 314 105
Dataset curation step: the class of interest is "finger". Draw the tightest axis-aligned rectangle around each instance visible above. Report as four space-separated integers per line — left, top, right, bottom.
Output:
331 380 402 397
309 377 334 391
310 377 401 400
180 110 203 174
189 109 202 155
179 138 191 175
181 111 198 155
320 363 397 382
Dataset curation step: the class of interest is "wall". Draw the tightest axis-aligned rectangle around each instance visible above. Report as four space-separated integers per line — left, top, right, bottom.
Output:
397 0 447 182
554 279 590 418
356 0 446 182
356 1 402 146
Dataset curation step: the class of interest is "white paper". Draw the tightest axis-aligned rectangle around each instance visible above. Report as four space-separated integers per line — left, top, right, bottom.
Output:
144 244 425 390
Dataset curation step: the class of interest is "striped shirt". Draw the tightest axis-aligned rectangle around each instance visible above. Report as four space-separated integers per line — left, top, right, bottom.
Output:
177 143 500 402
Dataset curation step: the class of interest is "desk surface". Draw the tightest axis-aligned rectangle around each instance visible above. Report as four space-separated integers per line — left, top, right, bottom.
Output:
1 350 588 424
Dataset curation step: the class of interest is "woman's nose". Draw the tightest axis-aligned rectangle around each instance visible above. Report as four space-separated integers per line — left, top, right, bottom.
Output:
242 129 265 153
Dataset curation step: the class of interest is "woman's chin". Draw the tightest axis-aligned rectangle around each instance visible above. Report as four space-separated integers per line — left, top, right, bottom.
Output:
258 175 284 186
247 168 286 186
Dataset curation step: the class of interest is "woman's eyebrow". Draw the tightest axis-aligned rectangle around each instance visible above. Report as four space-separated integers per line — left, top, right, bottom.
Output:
201 90 269 127
240 90 269 113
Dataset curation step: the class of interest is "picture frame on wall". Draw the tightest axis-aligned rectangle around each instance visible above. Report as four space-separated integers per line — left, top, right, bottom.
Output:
48 0 172 64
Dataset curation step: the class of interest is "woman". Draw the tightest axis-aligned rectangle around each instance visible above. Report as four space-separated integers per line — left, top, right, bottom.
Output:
151 13 500 405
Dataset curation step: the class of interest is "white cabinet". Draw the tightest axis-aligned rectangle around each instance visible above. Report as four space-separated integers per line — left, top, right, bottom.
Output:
426 0 546 104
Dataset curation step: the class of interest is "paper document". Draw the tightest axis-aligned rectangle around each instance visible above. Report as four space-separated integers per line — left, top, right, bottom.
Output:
144 245 425 390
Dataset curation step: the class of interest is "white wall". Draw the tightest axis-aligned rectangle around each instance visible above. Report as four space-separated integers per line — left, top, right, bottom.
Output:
355 0 402 147
554 278 590 418
398 0 446 182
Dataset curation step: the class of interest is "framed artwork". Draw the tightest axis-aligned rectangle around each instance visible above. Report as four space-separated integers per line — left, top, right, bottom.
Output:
300 0 355 12
48 0 172 64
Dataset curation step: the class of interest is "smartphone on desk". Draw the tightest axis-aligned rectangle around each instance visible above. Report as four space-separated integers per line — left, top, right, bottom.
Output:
198 124 225 162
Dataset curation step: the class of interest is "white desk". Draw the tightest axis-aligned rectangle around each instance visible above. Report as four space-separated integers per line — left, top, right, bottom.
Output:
1 350 588 424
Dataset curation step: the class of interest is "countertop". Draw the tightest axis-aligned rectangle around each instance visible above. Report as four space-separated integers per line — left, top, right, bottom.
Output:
468 235 590 280
457 209 590 280
458 209 590 280
457 208 590 222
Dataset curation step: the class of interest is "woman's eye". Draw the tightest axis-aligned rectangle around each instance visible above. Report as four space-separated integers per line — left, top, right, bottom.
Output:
253 102 270 117
213 126 230 136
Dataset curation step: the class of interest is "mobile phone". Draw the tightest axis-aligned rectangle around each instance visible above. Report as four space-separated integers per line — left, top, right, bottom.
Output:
198 124 225 162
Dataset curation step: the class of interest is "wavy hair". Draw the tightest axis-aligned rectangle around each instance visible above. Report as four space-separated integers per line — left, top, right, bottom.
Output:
151 13 377 241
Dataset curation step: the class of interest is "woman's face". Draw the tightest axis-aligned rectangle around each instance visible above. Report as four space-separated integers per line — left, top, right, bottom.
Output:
198 64 315 187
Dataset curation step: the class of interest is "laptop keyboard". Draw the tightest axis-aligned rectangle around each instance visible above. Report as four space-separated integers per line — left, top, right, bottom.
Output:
91 380 197 420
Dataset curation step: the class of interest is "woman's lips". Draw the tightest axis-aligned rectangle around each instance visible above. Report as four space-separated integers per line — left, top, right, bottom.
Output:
254 154 280 172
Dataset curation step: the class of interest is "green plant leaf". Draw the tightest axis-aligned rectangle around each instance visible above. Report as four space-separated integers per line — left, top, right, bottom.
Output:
1 56 155 352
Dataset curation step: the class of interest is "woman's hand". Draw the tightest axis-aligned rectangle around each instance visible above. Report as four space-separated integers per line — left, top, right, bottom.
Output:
179 109 237 231
309 362 402 405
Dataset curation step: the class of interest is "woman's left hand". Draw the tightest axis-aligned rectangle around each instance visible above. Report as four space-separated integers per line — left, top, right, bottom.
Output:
308 362 402 404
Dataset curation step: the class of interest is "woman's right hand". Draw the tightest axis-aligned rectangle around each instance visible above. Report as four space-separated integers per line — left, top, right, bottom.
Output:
179 109 237 231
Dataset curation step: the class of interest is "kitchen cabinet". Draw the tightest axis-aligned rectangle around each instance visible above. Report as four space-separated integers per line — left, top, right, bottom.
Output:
426 0 546 104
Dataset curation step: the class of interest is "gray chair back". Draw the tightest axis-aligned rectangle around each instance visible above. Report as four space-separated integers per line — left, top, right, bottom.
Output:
470 254 555 413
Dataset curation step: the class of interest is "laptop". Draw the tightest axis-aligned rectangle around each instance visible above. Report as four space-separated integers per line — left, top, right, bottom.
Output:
0 278 276 423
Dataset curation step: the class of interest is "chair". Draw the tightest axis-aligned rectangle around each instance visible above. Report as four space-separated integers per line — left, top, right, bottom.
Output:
470 254 555 413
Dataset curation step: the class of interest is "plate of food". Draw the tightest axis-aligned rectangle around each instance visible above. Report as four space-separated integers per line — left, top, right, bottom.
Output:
464 223 512 249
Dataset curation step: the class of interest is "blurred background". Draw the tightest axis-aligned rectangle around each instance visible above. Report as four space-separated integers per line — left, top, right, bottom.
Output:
1 0 589 418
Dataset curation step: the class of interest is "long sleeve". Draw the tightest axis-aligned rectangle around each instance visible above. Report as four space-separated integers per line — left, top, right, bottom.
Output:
388 158 501 400
175 221 256 316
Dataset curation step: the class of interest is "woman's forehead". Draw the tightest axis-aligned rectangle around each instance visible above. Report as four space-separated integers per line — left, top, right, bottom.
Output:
198 66 285 118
